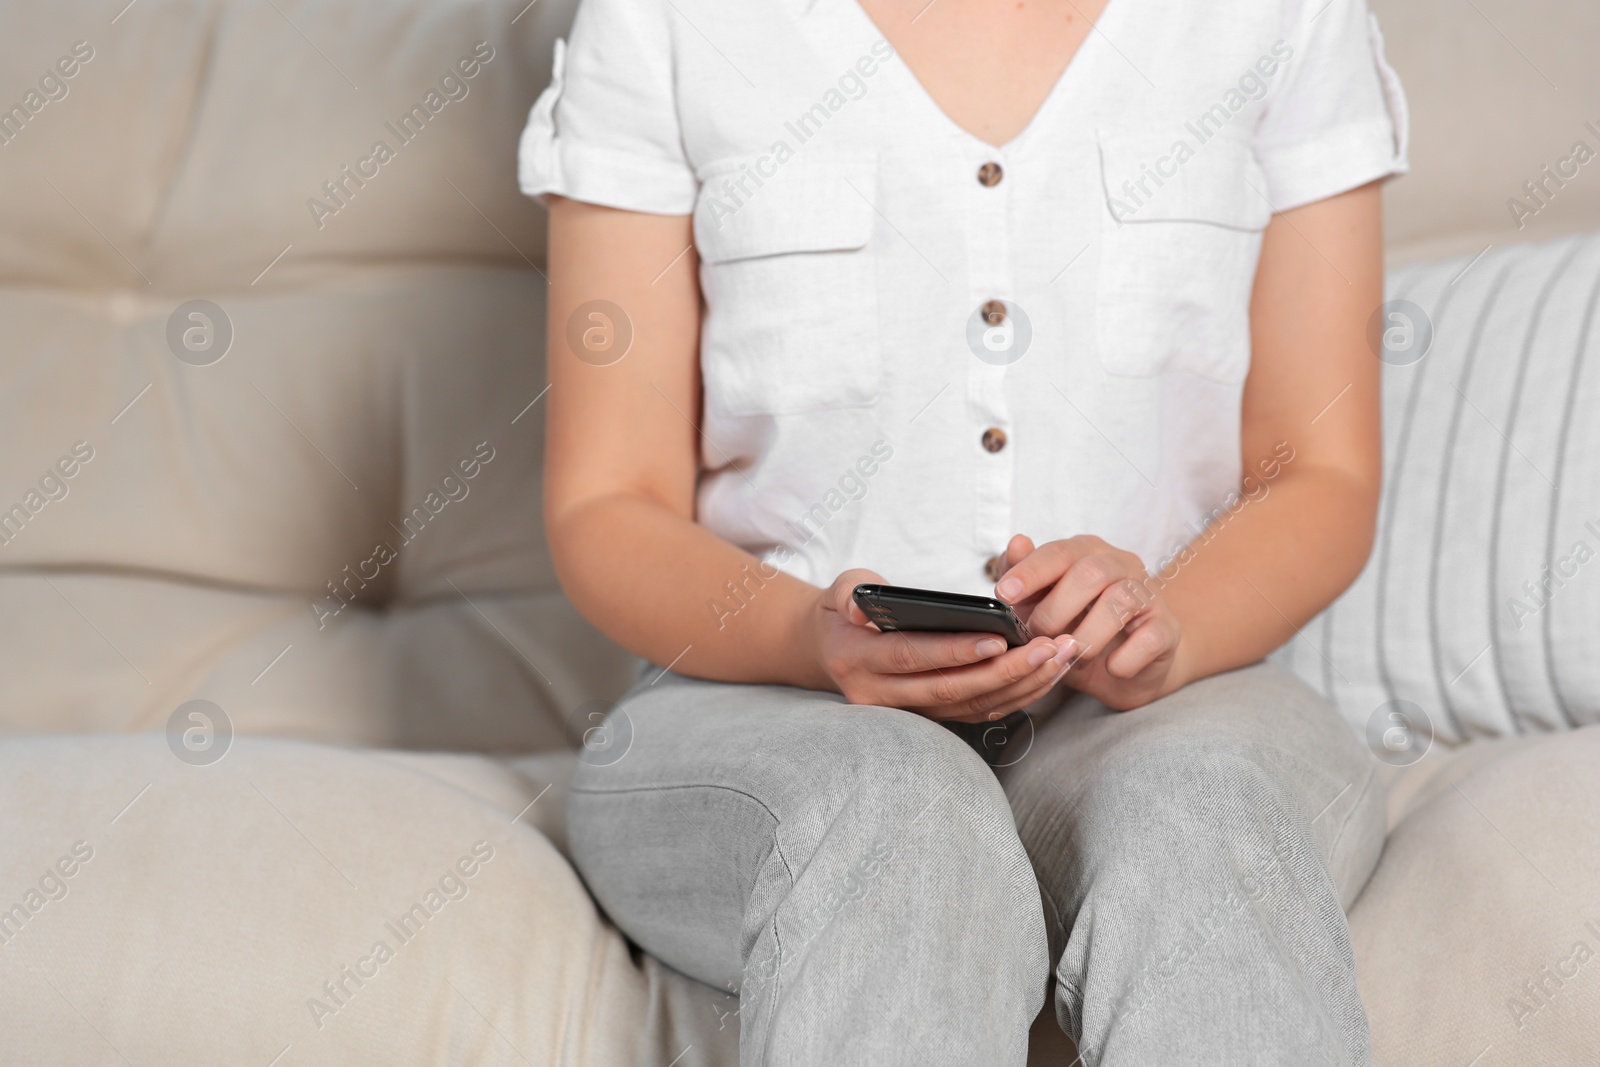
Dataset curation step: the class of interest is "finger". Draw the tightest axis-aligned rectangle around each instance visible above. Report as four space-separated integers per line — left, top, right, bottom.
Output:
968 654 1074 718
924 664 1063 722
911 638 1074 720
993 536 1091 606
831 568 889 625
1103 615 1179 679
884 636 1061 710
998 533 1054 624
1066 580 1151 666
864 628 1015 674
1028 550 1148 636
998 537 1088 604
943 674 1061 723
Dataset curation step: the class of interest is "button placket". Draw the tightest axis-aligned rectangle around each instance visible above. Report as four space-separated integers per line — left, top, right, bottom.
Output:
964 149 1015 572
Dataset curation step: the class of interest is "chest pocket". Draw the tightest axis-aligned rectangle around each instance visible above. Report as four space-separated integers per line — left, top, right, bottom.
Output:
1094 129 1271 385
694 151 880 417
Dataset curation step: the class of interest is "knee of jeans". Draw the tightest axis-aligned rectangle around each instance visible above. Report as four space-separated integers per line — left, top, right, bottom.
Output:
790 708 1034 887
1075 726 1302 875
1119 719 1379 893
835 707 1008 809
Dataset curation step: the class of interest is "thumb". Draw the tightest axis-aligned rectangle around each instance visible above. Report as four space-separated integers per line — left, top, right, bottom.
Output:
828 568 888 625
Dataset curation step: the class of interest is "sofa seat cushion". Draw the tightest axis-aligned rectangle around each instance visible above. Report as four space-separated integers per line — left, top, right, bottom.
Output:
1350 725 1600 1065
0 736 736 1066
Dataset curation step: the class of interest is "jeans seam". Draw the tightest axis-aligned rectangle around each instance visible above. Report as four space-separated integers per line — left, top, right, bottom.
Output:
759 909 784 1066
751 808 793 1065
572 780 786 824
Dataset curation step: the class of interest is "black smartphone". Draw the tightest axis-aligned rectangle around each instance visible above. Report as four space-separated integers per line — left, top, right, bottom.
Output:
852 583 1033 648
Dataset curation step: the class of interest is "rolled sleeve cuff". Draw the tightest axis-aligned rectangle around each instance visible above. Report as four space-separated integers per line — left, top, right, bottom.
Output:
1257 114 1408 213
516 38 697 216
519 134 698 215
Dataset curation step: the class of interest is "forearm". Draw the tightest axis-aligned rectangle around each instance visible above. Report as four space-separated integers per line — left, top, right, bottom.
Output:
549 493 826 688
1155 460 1377 689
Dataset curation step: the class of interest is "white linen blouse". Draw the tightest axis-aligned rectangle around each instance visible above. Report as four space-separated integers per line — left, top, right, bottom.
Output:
519 0 1409 595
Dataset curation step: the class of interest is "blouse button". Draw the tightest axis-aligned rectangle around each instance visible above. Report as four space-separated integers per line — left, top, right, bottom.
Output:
981 299 1007 326
984 553 1008 582
981 427 1007 453
977 161 1004 187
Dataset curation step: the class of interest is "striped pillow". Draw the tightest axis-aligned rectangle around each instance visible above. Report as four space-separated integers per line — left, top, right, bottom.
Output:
1274 231 1600 746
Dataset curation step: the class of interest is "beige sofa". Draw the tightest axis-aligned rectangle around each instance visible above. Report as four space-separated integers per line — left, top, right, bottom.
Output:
1 1 1597 1063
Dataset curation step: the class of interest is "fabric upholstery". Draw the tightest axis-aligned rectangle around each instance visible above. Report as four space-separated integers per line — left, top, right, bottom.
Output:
0 735 738 1067
1350 727 1600 1066
0 0 635 751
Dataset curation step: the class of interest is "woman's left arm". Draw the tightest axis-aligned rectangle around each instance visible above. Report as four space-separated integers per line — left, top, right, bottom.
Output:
996 180 1385 709
1166 178 1385 678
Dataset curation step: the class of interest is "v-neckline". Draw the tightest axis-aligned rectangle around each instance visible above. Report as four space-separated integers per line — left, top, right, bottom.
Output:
837 0 1118 153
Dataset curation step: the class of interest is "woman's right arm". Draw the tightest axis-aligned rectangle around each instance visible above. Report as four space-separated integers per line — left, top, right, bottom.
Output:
544 197 1072 715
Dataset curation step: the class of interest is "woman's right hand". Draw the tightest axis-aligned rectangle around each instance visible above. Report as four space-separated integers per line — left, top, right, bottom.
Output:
807 569 1075 723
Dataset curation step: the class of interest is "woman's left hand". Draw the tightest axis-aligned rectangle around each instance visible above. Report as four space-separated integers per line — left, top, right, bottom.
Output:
993 533 1186 711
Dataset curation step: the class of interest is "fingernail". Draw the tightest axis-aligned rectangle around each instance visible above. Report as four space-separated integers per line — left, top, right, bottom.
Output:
996 577 1023 601
975 637 1006 658
1027 642 1056 668
987 710 1004 721
1053 637 1080 667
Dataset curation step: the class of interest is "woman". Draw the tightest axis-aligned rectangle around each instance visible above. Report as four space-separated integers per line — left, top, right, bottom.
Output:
520 0 1406 1061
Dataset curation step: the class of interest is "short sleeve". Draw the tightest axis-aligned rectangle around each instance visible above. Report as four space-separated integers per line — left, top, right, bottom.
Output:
517 0 698 214
1253 0 1410 212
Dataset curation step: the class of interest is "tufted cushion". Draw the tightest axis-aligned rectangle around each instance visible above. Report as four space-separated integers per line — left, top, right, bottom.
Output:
0 0 569 287
0 0 635 750
1278 231 1600 743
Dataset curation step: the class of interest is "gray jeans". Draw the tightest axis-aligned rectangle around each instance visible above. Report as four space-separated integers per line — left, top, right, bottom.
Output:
567 663 1385 1066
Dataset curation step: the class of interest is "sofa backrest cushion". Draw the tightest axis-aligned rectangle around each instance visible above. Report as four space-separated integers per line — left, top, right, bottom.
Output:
0 0 642 752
